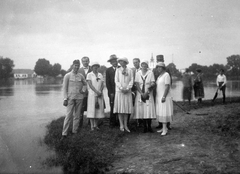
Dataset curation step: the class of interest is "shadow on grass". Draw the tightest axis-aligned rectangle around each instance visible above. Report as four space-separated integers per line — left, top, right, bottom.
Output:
43 116 124 174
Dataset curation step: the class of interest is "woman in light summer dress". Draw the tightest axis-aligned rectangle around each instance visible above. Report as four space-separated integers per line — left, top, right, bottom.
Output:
86 62 105 131
114 58 133 132
155 62 173 136
134 60 156 133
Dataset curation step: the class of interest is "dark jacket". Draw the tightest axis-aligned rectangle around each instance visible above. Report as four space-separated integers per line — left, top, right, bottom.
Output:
106 66 119 97
78 66 92 79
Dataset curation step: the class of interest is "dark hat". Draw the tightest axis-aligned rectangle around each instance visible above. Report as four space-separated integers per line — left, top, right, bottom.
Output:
156 55 164 62
73 60 80 65
107 54 118 62
196 69 202 73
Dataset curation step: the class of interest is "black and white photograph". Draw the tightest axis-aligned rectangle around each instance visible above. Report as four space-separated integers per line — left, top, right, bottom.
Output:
0 0 240 173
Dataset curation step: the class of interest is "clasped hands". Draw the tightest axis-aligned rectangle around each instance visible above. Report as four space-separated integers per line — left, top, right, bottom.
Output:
141 92 149 99
96 91 102 97
121 87 130 94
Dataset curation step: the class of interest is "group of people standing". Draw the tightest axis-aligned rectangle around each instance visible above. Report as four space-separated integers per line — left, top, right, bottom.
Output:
182 68 227 105
61 55 227 140
61 54 173 140
106 55 173 135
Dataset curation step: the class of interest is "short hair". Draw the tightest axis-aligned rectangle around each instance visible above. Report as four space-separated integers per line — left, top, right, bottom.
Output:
73 60 80 65
133 58 140 62
81 56 89 61
220 69 225 73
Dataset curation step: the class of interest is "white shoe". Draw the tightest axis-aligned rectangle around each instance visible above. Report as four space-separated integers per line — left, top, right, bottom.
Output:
161 130 168 136
157 129 163 133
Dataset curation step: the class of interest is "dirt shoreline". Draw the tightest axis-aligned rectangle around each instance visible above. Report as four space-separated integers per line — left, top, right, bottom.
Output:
107 100 240 174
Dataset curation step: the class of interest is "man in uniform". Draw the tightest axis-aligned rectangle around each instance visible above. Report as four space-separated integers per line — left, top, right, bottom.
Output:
61 60 86 139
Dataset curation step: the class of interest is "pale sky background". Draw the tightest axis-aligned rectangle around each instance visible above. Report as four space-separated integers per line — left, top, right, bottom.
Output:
1 0 240 70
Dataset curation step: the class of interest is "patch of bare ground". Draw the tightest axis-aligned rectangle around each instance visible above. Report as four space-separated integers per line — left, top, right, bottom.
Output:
108 101 240 174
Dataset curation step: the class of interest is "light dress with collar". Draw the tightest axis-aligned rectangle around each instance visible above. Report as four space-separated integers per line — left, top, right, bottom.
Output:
133 70 156 119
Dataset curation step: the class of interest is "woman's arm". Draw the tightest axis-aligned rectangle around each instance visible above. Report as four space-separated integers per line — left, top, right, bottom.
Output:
87 80 100 96
114 69 122 89
161 84 170 103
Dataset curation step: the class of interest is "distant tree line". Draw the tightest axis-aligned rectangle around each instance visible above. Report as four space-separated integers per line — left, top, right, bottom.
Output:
1 55 240 80
167 55 240 80
0 56 15 80
34 58 67 77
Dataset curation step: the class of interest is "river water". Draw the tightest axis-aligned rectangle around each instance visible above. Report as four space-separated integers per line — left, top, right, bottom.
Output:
0 78 239 173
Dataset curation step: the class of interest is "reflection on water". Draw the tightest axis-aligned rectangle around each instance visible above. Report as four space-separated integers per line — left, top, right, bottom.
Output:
0 78 63 173
0 87 14 96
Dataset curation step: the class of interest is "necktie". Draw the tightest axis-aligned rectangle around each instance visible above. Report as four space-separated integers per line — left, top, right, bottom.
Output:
141 75 149 103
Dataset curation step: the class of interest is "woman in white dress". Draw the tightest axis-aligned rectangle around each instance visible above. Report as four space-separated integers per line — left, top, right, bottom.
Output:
134 60 156 133
86 62 105 131
155 62 173 136
114 58 133 132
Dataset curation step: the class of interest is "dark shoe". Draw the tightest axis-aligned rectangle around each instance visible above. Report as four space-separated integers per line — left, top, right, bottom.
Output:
125 128 131 133
167 123 172 130
94 126 100 130
143 127 148 133
148 127 154 133
60 135 67 141
167 126 172 130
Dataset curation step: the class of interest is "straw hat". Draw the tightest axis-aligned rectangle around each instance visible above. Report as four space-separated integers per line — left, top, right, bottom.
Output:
91 62 100 67
117 57 129 64
156 62 165 68
141 60 149 67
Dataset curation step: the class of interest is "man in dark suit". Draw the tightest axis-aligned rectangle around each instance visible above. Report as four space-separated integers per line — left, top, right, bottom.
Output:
106 54 119 128
152 55 172 130
78 56 92 127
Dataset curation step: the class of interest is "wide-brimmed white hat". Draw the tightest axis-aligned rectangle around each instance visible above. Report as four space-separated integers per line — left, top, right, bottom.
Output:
156 62 165 68
117 57 129 65
141 60 149 67
91 62 100 67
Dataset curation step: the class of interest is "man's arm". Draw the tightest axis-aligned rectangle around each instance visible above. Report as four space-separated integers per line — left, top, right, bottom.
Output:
105 68 111 92
63 73 69 100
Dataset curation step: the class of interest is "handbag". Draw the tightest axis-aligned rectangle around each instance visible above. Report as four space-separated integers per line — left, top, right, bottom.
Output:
95 97 99 109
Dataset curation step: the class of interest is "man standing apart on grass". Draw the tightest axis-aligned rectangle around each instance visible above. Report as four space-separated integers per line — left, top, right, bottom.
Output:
212 69 227 104
61 60 86 139
106 54 119 128
79 56 92 127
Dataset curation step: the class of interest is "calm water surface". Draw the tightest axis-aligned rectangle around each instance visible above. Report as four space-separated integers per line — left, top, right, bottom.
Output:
0 78 239 173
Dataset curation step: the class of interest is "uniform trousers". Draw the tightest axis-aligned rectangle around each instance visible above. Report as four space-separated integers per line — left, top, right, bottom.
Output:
62 99 83 136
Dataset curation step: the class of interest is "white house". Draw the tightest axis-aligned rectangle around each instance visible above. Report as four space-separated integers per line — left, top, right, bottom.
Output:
13 69 36 79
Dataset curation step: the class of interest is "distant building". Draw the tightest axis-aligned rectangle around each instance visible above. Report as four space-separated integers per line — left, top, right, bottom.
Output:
13 69 36 79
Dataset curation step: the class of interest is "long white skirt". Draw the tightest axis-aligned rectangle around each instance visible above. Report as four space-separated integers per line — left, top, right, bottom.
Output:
113 91 133 114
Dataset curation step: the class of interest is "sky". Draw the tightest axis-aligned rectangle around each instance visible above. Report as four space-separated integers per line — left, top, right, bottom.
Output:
1 0 240 71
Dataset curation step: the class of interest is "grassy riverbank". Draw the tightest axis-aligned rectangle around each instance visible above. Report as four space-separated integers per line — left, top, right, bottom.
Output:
43 97 240 173
43 114 124 173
